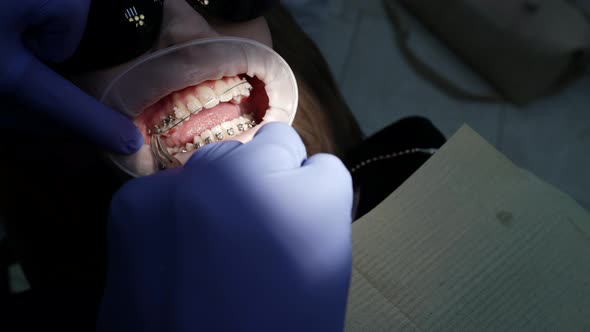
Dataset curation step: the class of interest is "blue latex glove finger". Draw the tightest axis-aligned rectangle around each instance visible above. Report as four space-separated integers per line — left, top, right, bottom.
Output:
0 0 143 154
247 121 308 169
15 58 143 153
99 125 353 332
21 0 88 62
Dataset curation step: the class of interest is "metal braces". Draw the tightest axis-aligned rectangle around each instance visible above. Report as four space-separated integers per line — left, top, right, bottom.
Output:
150 115 258 170
149 80 252 135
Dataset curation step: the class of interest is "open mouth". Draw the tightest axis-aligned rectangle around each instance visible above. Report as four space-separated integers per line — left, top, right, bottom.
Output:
135 74 269 157
101 37 298 177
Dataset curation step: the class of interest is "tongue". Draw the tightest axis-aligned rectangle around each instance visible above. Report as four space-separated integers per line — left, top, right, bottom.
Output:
163 102 242 147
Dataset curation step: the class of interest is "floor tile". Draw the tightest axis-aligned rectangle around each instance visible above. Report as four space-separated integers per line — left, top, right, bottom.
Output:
344 0 386 16
314 14 360 81
339 13 503 144
327 0 349 17
289 0 589 209
500 76 590 209
283 1 359 81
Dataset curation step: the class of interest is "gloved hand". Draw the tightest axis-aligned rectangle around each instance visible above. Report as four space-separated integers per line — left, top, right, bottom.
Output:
98 123 353 332
0 0 142 153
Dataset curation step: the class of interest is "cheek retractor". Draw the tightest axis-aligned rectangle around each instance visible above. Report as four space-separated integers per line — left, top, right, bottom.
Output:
150 79 254 170
101 37 299 178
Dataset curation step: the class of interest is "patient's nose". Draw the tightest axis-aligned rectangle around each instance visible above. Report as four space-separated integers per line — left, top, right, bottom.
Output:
153 0 219 51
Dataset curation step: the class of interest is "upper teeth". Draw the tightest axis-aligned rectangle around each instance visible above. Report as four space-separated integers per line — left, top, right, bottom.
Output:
186 95 202 112
153 77 253 134
196 86 218 109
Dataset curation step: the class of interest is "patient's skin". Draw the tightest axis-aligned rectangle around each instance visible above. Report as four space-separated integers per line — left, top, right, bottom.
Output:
73 0 273 99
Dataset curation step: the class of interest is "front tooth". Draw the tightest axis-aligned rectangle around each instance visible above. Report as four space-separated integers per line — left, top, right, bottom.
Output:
214 80 232 102
232 118 244 132
232 85 242 96
232 116 248 132
173 106 189 120
186 94 203 113
240 114 250 125
214 80 228 93
240 115 255 130
220 91 233 103
221 121 235 136
193 136 205 148
239 116 251 131
243 114 255 128
211 125 224 141
201 130 214 144
227 77 240 86
239 83 252 97
240 87 250 97
232 95 243 104
173 96 190 119
196 86 219 109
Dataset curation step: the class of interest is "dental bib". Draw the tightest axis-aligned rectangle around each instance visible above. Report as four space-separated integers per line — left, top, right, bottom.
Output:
101 37 298 177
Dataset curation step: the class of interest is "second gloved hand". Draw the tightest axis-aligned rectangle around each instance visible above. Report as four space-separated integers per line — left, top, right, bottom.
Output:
0 0 142 153
98 123 353 332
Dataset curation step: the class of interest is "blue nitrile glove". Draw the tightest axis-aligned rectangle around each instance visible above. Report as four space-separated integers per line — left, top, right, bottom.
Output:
98 122 353 332
0 0 142 153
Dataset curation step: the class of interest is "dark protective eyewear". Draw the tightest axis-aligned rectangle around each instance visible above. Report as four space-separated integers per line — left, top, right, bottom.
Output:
58 0 279 71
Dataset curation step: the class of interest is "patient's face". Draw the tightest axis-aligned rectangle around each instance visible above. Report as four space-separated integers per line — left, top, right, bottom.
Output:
72 0 296 176
76 0 272 87
3 0 299 293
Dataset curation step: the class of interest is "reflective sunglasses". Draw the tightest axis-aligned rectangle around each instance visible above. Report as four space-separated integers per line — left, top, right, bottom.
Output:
57 0 279 71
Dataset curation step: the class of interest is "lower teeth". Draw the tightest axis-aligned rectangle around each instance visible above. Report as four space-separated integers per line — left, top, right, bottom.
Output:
169 114 258 155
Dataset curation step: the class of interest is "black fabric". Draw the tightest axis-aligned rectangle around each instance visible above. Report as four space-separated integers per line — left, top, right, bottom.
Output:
1 289 99 332
56 0 280 72
57 0 164 72
344 117 446 220
0 239 13 300
186 0 279 22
